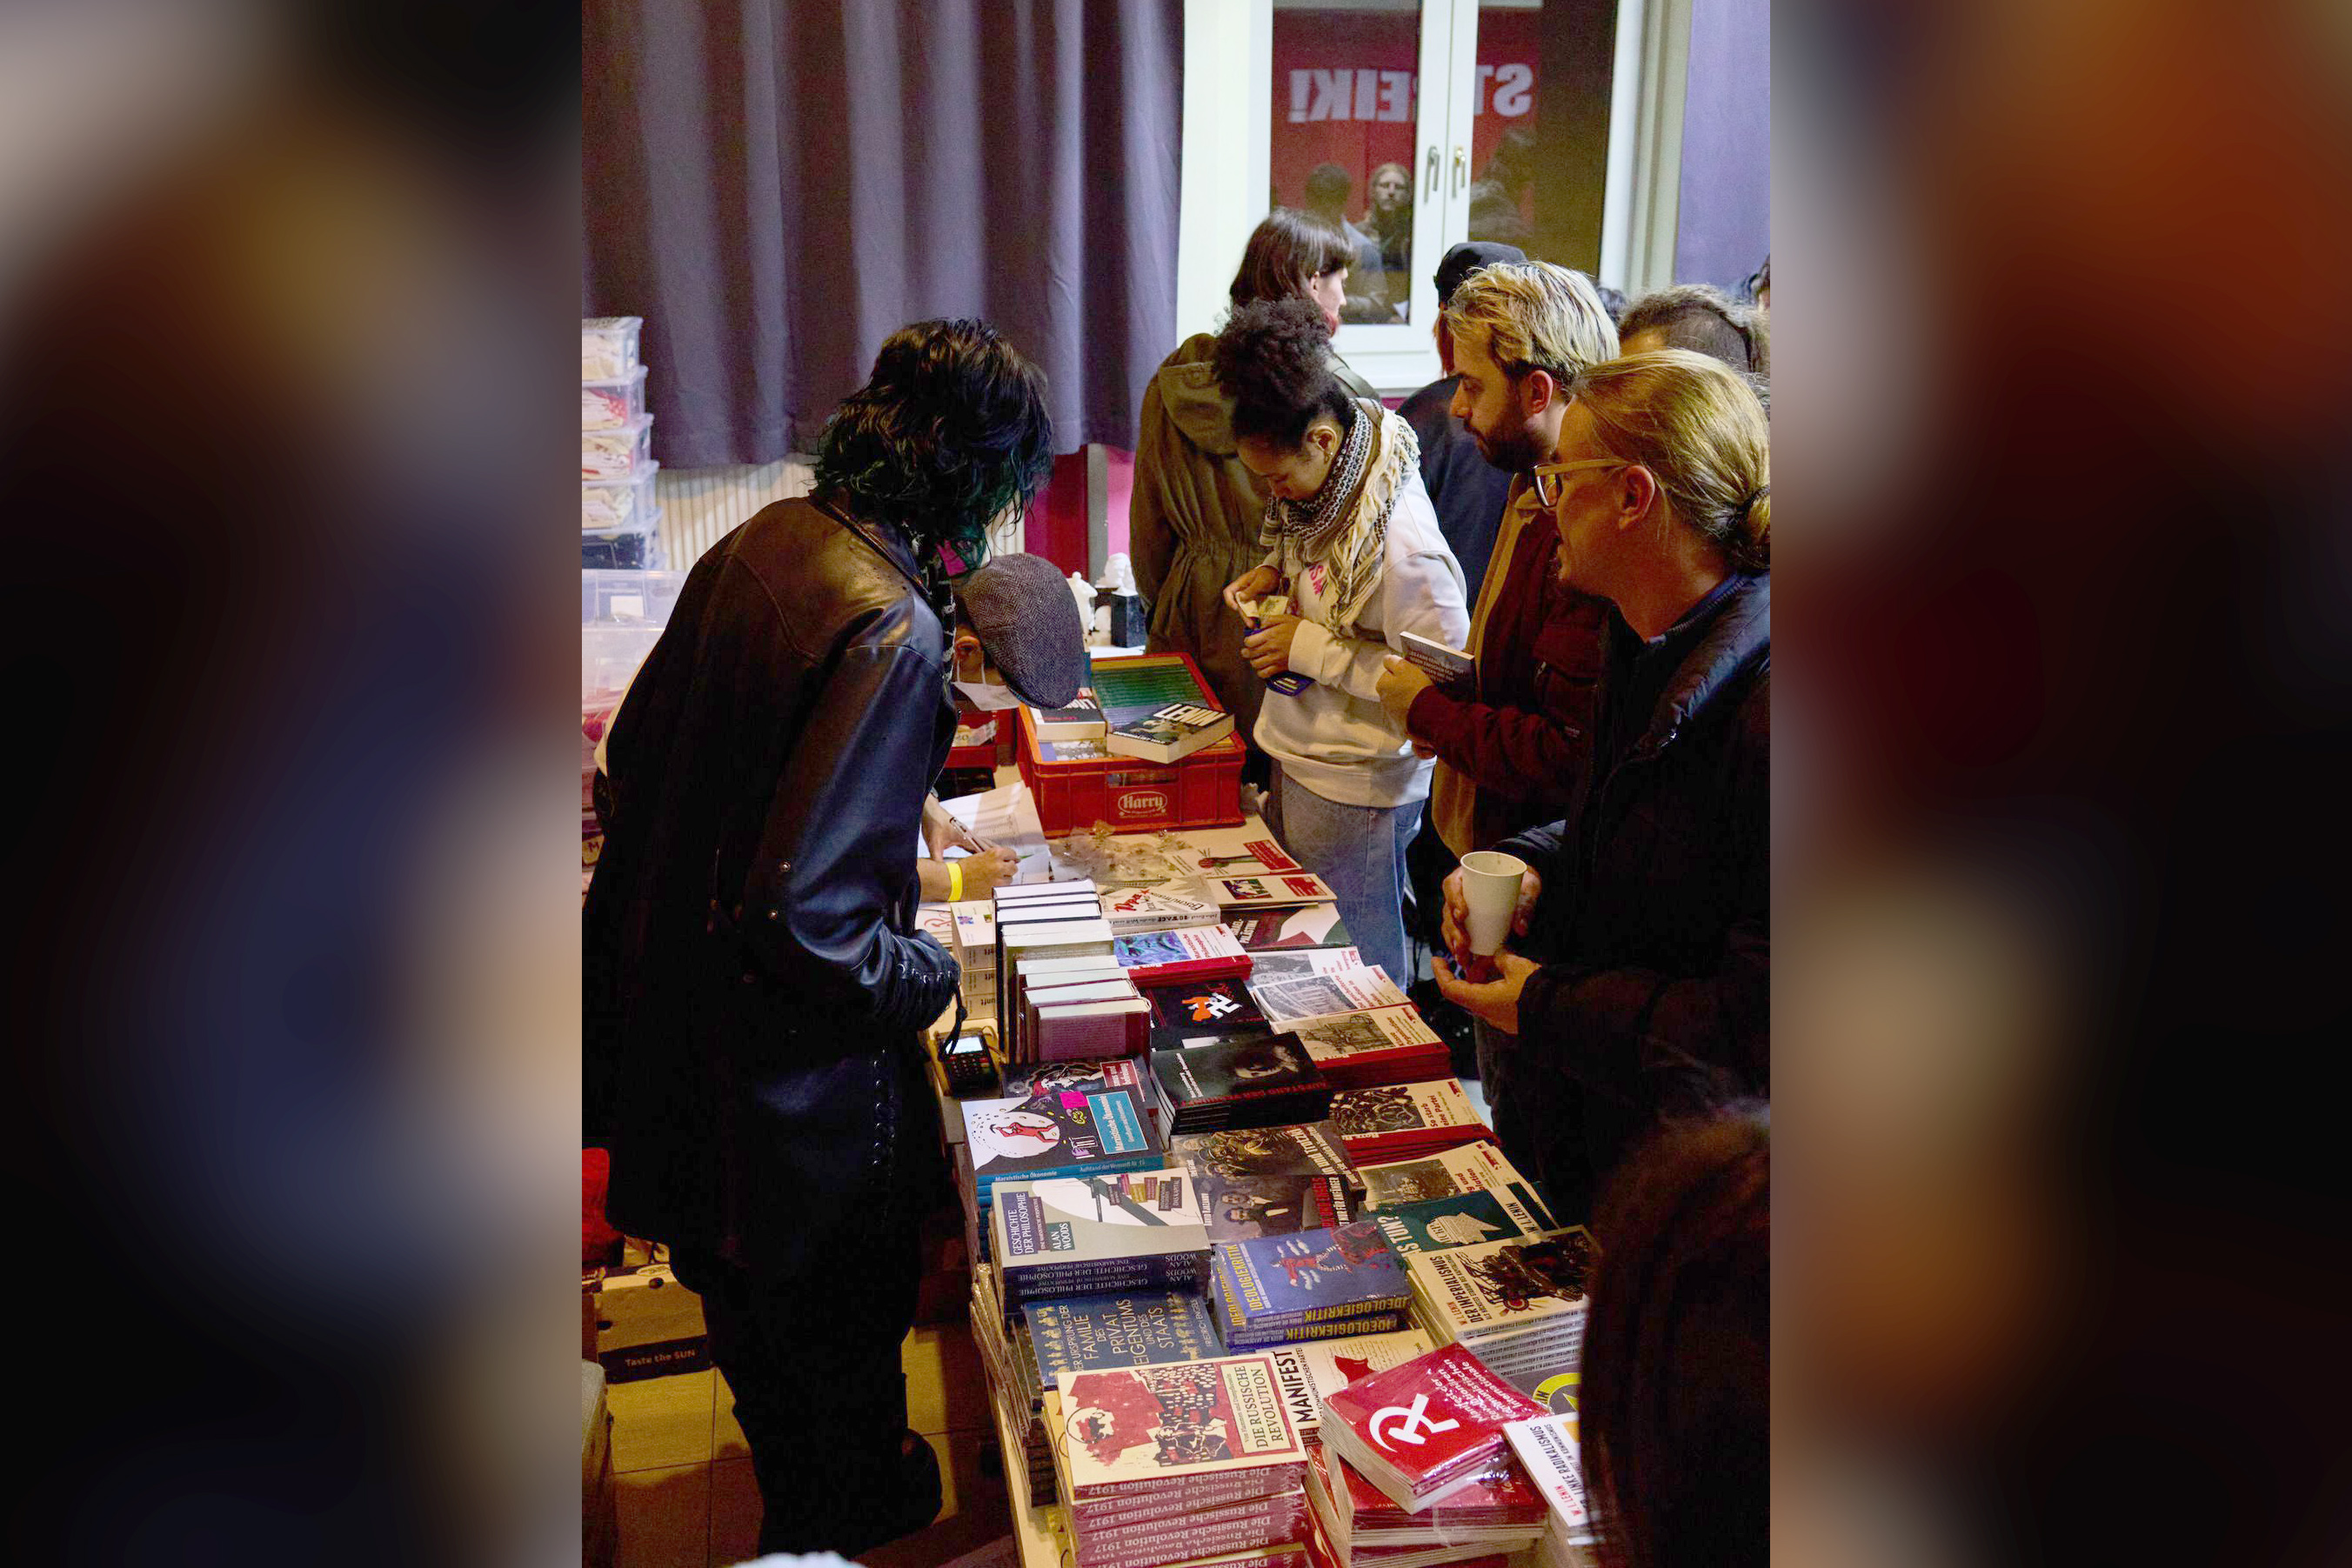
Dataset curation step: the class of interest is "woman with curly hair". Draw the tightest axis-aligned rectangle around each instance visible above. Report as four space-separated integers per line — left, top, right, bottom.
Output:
1132 210 1378 774
1215 297 1470 984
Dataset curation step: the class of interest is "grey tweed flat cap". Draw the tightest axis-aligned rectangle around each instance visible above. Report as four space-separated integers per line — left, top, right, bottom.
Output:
955 552 1089 709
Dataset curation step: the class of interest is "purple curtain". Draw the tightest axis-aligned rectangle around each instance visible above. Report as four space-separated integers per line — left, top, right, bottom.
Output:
1673 0 1770 290
583 0 1184 468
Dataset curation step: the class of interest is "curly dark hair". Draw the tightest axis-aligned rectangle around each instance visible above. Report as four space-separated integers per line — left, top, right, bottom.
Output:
811 318 1055 563
1211 296 1359 450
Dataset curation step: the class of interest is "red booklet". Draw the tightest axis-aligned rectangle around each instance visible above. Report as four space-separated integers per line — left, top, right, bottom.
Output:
1315 1345 1545 1512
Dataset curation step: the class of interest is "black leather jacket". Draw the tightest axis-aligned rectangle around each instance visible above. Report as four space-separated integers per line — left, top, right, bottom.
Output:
585 497 959 1271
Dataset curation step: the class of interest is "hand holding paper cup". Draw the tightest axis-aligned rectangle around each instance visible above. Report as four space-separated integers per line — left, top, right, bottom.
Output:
1458 850 1530 983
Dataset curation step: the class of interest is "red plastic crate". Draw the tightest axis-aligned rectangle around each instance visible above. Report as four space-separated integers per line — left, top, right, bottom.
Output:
1016 652 1246 834
947 705 1000 770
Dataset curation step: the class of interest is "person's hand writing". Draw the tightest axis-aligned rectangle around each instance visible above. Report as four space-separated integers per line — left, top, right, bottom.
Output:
922 794 989 859
1376 655 1432 727
1223 565 1280 616
1432 950 1538 1034
1243 614 1303 677
957 844 1021 897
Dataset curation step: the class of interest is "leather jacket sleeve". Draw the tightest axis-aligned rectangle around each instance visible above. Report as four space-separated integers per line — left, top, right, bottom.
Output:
736 634 959 1031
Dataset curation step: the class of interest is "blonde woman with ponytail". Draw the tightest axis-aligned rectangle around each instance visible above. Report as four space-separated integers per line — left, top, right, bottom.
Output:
1432 349 1771 1217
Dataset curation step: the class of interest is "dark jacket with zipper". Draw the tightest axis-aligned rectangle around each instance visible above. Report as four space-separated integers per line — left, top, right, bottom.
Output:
1499 573 1770 1188
583 497 959 1274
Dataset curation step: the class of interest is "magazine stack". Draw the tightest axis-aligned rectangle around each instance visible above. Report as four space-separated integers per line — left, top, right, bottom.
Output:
1153 1034 1335 1133
1402 1230 1600 1391
1326 1079 1493 1163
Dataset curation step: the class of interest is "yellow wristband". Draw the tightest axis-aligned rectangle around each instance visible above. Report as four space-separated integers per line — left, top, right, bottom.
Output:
946 860 963 902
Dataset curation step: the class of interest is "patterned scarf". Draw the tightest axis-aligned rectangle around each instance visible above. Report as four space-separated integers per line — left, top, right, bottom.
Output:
1259 402 1420 635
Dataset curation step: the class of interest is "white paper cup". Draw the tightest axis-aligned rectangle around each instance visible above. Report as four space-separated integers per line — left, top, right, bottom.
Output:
1459 850 1529 957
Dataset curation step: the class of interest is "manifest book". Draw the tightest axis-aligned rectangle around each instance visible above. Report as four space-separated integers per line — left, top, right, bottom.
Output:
1194 1171 1353 1242
1050 1353 1309 1500
1210 1221 1412 1349
1317 1344 1546 1511
992 1169 1213 1305
1266 1329 1435 1441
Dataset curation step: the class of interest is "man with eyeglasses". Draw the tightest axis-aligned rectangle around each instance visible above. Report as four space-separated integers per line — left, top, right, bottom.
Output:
1373 262 1620 1087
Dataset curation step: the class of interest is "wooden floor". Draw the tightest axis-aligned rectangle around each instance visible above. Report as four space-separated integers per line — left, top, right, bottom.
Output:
605 1318 1013 1568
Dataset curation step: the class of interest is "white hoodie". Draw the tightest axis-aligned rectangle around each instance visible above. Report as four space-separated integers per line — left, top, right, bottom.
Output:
1252 413 1470 807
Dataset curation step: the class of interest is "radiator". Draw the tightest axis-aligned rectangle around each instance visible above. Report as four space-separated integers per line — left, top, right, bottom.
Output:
656 460 1026 570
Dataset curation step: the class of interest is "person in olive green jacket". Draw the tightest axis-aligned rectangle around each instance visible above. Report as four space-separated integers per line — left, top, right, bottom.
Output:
1133 209 1378 776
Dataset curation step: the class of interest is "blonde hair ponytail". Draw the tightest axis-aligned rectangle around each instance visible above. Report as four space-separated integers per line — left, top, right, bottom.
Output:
1569 350 1770 572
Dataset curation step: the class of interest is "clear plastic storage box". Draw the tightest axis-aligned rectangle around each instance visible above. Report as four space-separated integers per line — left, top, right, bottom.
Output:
582 415 652 480
580 509 665 571
582 316 643 381
581 567 690 627
583 461 659 531
581 364 649 430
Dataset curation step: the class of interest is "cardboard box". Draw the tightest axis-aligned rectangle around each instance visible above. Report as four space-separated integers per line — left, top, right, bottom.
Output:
590 1264 710 1382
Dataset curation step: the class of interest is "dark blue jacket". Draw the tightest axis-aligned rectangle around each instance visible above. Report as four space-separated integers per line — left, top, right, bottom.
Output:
1398 375 1514 597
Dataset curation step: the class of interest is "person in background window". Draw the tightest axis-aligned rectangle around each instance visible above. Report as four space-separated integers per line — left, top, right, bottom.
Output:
1467 128 1538 246
1132 210 1376 784
1378 261 1618 1067
1617 283 1770 389
1212 297 1469 984
1580 1103 1769 1568
1433 350 1770 1220
1302 163 1398 324
585 319 1054 1558
1366 160 1414 305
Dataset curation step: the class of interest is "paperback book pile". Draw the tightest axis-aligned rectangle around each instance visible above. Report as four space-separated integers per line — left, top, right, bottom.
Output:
1142 975 1271 1051
1046 1354 1314 1568
968 1262 1059 1496
1194 1171 1353 1242
1265 1329 1434 1443
1354 1144 1553 1220
966 1075 1161 1218
1172 1122 1361 1193
1209 1221 1412 1351
1107 701 1235 763
1305 1441 1546 1568
1317 1344 1547 1511
1153 1034 1336 1133
1114 924 1253 985
1248 965 1411 1031
995 880 1117 1061
1026 1286 1226 1498
951 899 998 1014
1102 884 1224 935
1283 1008 1449 1090
1029 688 1108 741
1365 1190 1543 1258
1403 1229 1599 1389
1503 1415 1600 1568
1243 948 1361 984
991 1168 1213 1309
1327 1080 1493 1163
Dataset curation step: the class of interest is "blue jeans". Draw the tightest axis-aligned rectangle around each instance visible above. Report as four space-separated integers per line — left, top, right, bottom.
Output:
1262 764 1421 986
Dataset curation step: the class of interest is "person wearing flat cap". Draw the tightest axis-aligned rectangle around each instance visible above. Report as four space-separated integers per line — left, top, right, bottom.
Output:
585 320 1055 1558
910 553 1091 901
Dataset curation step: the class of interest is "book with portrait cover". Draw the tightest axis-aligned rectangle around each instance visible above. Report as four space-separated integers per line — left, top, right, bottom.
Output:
1113 924 1254 985
1171 1121 1360 1191
1050 1353 1309 1500
1208 1221 1412 1346
1193 1171 1353 1242
1282 1007 1449 1091
1354 1145 1554 1232
1317 1344 1547 1511
1153 1034 1333 1132
992 1170 1213 1304
1026 1288 1221 1392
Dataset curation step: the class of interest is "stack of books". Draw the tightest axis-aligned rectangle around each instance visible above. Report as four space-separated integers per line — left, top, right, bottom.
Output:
1326 1080 1492 1164
995 880 1141 1062
1114 924 1253 986
1353 1144 1553 1222
1208 1222 1413 1351
990 1169 1213 1310
1046 1354 1315 1568
1207 873 1341 914
1102 884 1224 935
1106 700 1236 763
1402 1230 1600 1391
1226 905 1353 951
1316 1345 1546 1511
1262 1329 1434 1444
1153 1035 1336 1134
1142 975 1271 1051
969 1262 1059 1497
1028 688 1108 742
1171 1122 1361 1196
965 1073 1161 1226
1019 1287 1224 1500
1248 965 1411 1031
1364 1190 1546 1259
1193 1170 1353 1244
1305 1441 1547 1568
1503 1415 1601 1568
951 899 997 1015
1282 1008 1450 1090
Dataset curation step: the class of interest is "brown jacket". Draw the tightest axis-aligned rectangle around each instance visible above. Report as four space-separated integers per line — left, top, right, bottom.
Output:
1131 333 1378 735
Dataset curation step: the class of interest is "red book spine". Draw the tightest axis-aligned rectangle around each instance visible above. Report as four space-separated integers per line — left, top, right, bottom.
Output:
1072 1497 1309 1568
1072 1458 1306 1504
1072 1472 1296 1529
